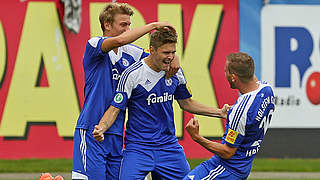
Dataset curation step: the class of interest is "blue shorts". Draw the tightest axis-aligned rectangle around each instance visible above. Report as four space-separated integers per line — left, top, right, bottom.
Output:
72 128 123 180
183 157 246 180
119 144 190 180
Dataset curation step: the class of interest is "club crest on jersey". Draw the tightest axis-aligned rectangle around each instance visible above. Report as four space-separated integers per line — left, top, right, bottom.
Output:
112 68 120 80
114 93 123 103
122 58 129 67
165 78 172 86
225 129 238 144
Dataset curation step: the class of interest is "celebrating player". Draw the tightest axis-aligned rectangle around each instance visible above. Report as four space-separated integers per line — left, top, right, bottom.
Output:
184 52 275 180
72 3 178 180
93 26 229 179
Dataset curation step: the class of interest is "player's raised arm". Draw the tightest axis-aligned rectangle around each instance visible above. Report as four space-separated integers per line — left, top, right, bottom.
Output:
93 105 120 142
101 22 173 53
177 98 230 119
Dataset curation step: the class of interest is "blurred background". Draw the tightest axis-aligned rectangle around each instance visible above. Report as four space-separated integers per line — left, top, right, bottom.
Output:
0 0 319 179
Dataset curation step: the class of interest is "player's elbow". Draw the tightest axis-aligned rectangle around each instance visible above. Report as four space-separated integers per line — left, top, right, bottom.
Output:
221 152 234 159
220 149 235 159
178 98 192 112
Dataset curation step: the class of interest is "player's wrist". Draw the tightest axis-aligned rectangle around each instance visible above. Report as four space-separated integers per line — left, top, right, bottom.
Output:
191 134 201 142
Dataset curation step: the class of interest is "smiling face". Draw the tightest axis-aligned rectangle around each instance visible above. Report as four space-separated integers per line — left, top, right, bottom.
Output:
150 43 176 72
147 26 177 72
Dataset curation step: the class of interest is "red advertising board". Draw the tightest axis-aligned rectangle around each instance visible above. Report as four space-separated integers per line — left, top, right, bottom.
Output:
0 0 238 159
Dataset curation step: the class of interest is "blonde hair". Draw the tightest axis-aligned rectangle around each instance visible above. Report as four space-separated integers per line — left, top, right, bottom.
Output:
99 3 133 33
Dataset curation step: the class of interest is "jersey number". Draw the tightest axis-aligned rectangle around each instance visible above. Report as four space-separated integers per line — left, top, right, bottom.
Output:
259 109 274 135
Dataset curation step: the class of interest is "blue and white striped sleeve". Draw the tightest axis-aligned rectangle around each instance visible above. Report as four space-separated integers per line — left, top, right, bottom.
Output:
111 61 143 110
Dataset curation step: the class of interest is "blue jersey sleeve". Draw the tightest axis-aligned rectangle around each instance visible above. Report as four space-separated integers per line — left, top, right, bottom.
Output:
111 62 141 110
223 94 251 148
223 127 245 147
83 37 107 66
111 92 128 111
174 68 192 99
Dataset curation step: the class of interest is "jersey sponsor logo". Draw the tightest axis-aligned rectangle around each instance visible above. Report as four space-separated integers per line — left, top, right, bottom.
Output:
146 92 173 105
114 93 123 103
112 68 120 80
225 128 238 144
246 140 262 157
246 146 260 157
165 78 172 86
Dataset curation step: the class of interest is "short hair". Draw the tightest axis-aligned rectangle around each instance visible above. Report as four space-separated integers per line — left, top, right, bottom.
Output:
150 26 177 50
99 3 134 33
226 52 255 83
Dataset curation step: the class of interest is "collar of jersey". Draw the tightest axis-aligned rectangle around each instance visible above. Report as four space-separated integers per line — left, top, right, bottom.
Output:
142 59 165 77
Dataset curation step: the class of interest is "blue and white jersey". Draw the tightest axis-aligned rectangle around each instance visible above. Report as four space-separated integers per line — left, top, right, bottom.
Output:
218 81 275 178
75 36 148 136
111 59 192 148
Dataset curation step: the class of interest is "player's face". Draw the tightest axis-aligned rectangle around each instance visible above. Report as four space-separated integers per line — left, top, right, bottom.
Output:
225 61 236 89
108 14 131 36
152 43 176 72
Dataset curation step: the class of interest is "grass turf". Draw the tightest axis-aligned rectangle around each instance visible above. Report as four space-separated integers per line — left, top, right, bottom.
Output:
0 158 320 173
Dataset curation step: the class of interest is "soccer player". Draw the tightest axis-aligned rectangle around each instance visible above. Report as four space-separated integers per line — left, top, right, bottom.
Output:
93 26 229 179
184 52 275 180
72 3 177 180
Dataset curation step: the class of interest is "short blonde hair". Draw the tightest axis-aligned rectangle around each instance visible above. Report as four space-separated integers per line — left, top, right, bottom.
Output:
99 3 133 33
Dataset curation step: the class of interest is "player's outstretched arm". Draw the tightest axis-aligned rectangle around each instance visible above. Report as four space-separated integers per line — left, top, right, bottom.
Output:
101 22 173 53
92 105 120 142
177 98 230 118
186 117 237 159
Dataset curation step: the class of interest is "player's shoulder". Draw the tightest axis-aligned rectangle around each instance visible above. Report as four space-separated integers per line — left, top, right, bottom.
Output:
258 81 274 96
121 44 145 53
121 60 144 77
87 36 104 48
173 68 187 84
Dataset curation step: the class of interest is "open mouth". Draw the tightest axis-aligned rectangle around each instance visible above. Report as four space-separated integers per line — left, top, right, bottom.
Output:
163 59 171 65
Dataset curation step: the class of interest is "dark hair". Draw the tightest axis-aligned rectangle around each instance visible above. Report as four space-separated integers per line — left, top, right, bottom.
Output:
150 26 177 50
226 52 255 83
99 3 134 33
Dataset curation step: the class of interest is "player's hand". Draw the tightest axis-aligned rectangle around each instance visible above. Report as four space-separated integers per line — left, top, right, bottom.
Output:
221 104 231 119
185 117 200 140
93 125 104 142
166 55 180 79
152 21 173 30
